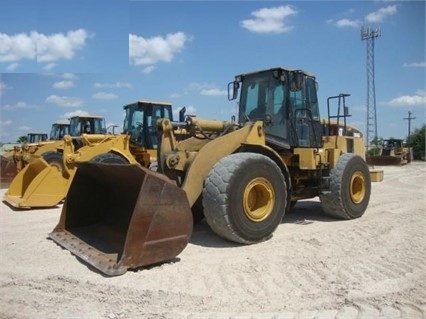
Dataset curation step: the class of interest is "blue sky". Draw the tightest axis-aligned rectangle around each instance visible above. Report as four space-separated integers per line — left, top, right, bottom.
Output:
0 0 424 143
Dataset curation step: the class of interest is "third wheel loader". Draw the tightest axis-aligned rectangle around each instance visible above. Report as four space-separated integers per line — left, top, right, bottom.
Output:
49 67 383 276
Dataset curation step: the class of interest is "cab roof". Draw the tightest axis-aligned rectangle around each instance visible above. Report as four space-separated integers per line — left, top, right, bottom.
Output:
123 100 172 108
235 67 315 79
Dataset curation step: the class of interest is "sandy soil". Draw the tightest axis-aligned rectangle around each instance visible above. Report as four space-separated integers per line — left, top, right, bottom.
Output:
0 161 425 319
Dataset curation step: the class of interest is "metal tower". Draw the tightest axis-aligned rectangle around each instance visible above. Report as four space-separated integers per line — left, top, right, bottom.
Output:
361 26 381 148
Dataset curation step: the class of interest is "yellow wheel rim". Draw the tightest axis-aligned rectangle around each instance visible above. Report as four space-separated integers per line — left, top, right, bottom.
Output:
243 177 274 222
350 171 366 204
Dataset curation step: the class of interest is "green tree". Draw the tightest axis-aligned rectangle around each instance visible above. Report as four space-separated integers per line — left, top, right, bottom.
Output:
409 124 426 160
368 136 383 156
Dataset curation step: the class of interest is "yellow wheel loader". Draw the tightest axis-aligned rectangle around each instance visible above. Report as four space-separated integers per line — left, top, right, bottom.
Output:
3 101 174 209
14 115 110 172
48 67 383 276
1 132 48 187
1 117 105 187
13 124 70 172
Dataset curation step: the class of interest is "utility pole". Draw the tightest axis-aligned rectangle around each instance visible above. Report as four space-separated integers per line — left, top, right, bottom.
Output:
361 26 381 150
403 111 416 145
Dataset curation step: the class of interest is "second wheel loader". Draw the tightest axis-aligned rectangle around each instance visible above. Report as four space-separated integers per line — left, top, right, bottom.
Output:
49 67 382 276
3 101 174 208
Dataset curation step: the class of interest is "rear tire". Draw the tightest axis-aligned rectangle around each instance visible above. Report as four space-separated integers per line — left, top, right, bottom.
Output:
42 151 64 172
203 153 286 244
320 153 371 219
90 153 129 164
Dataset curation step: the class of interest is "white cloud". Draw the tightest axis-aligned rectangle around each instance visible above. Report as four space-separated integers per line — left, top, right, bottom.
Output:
143 66 156 74
185 82 227 97
403 62 426 68
129 32 190 67
241 5 297 34
53 80 74 89
0 81 8 96
385 89 426 107
336 18 362 28
6 62 20 71
365 5 397 23
92 92 118 100
18 126 31 131
200 88 228 97
43 63 56 71
62 73 78 80
0 32 37 62
37 29 90 62
2 101 39 110
0 119 12 126
94 82 132 89
0 29 91 66
60 110 91 120
46 95 83 107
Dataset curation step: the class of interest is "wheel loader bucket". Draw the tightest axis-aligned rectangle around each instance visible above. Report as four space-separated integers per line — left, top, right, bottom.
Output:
4 158 69 208
48 162 193 276
1 155 17 188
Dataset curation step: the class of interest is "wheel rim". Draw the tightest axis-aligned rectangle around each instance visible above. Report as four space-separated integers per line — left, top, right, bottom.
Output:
243 177 274 222
350 171 366 204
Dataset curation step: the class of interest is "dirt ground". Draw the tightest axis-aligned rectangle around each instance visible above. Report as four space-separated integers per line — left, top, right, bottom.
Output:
0 161 425 319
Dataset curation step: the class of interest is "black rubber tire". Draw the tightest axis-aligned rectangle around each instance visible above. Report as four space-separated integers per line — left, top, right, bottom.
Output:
90 153 129 164
203 153 287 244
191 195 205 225
42 151 64 172
320 153 371 219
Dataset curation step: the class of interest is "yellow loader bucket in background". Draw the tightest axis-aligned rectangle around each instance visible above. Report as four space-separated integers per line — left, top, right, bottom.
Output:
49 162 193 276
4 158 69 208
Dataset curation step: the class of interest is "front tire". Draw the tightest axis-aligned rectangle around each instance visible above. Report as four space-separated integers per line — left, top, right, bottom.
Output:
90 153 129 164
42 151 64 172
320 153 371 219
203 153 287 244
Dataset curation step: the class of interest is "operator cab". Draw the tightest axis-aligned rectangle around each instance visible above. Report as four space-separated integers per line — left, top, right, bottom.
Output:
69 115 107 149
69 116 107 137
27 132 48 143
122 101 173 149
229 67 322 149
50 123 70 140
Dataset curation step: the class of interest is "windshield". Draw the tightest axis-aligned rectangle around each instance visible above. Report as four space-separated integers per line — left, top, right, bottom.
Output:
239 73 281 121
124 102 173 148
69 117 106 136
27 133 47 143
238 71 288 144
50 124 70 140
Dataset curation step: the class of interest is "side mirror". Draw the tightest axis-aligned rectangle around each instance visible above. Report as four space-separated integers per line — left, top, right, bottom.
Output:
228 81 239 101
179 107 186 122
